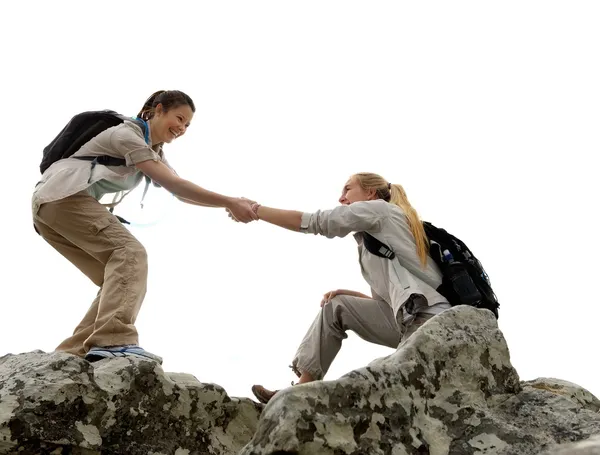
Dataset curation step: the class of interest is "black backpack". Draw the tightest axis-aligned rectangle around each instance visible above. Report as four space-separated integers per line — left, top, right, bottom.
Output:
38 109 151 228
362 221 500 319
40 109 147 174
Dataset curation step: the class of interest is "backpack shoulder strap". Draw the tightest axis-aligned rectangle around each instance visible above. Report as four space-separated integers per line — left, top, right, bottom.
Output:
72 155 127 166
361 232 396 259
70 113 147 168
120 115 149 144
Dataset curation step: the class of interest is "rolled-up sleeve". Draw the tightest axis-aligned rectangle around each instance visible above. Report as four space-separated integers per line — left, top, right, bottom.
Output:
300 200 389 238
111 128 160 166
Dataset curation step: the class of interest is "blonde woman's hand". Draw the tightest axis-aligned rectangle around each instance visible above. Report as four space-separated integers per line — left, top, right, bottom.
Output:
320 289 371 307
321 290 344 307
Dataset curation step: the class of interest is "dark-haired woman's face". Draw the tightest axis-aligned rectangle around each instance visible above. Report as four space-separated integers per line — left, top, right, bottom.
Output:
152 104 194 144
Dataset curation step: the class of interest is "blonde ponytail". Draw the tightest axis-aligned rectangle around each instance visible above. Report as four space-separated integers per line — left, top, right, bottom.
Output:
388 183 429 267
354 173 429 267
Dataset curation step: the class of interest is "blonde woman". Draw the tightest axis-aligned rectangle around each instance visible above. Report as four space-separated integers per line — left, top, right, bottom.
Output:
240 173 451 403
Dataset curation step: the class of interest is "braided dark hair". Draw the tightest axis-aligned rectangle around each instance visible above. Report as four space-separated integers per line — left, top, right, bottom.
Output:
137 90 195 121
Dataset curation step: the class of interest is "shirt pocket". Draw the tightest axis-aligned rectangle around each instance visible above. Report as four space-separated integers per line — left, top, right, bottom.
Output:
390 260 411 291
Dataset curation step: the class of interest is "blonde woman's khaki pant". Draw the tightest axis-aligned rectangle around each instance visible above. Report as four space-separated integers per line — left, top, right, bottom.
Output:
34 192 148 357
291 295 436 380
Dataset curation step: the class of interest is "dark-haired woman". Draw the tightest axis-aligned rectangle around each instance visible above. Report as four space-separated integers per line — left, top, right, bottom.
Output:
32 90 256 363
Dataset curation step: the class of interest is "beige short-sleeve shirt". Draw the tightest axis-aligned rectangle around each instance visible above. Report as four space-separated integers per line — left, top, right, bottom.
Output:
32 120 172 214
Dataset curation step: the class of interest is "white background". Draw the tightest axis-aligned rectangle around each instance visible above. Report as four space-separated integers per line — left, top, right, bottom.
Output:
1 1 598 399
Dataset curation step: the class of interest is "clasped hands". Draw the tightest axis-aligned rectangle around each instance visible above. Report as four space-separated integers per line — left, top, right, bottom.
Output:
226 197 260 223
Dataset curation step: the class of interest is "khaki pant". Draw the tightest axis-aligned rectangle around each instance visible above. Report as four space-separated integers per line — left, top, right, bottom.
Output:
33 192 148 356
292 295 437 380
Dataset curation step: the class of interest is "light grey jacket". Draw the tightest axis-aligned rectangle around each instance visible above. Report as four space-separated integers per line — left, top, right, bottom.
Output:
300 200 448 317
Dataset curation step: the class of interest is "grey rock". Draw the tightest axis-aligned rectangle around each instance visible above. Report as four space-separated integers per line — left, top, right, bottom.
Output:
2 306 598 455
0 351 261 455
240 306 600 455
540 434 600 454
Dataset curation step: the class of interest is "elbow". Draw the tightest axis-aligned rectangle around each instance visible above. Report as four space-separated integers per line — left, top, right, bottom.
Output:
304 211 345 238
158 176 184 196
318 227 349 239
299 212 345 238
308 225 336 238
313 218 345 238
135 160 181 195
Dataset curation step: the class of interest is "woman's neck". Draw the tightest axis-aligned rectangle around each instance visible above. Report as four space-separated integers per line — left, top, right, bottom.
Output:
147 119 158 145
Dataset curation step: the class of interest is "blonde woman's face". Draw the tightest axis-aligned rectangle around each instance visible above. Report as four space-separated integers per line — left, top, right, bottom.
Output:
338 177 375 205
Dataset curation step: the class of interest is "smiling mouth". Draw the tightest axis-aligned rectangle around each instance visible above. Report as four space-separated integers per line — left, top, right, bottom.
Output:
169 128 180 138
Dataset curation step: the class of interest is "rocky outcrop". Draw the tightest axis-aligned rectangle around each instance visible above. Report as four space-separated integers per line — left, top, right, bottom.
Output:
1 307 598 455
0 352 261 454
541 434 600 454
240 306 600 455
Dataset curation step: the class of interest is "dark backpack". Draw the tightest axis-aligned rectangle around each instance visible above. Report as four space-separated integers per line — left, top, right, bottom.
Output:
38 109 151 228
362 221 500 318
40 109 147 174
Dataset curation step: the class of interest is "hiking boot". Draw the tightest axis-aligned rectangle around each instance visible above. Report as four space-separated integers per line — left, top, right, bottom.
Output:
251 384 279 404
85 345 163 364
